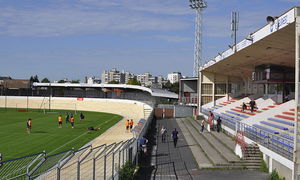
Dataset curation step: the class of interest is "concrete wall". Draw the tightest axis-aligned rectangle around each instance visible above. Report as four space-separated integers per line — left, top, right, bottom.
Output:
0 96 150 121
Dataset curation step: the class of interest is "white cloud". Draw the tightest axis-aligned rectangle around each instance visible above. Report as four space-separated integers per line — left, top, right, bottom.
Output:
0 1 190 37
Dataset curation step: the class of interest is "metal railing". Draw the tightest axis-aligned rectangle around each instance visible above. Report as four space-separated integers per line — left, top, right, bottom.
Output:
0 108 154 180
0 139 137 180
201 108 294 160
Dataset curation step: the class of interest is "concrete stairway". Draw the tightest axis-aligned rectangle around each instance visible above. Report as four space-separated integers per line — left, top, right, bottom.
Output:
177 118 262 170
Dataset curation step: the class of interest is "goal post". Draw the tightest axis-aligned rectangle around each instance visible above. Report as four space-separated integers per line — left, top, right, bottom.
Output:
42 102 77 115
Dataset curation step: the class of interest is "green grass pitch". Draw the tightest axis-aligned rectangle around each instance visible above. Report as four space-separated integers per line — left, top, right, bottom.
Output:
0 108 122 160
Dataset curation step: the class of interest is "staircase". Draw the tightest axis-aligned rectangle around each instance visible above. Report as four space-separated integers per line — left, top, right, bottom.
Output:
143 106 153 119
177 118 262 170
243 144 262 170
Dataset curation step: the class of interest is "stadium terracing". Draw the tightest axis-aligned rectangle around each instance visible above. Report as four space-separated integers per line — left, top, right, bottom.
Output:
198 6 300 180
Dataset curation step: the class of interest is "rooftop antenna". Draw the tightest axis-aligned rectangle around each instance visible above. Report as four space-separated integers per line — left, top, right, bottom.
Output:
231 11 239 52
189 0 207 77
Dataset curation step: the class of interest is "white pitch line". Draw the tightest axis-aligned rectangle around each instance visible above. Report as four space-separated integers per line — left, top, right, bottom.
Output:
48 116 118 154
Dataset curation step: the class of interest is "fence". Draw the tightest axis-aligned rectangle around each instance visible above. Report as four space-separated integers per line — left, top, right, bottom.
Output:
0 109 153 180
0 139 138 180
201 108 294 160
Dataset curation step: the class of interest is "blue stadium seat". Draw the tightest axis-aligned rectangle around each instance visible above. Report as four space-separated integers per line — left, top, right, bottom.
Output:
267 118 294 126
260 121 288 130
253 124 279 134
225 110 249 118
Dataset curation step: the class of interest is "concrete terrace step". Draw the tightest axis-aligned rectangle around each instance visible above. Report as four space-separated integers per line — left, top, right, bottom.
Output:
193 120 236 151
275 115 294 121
189 120 240 163
176 118 213 168
182 119 228 165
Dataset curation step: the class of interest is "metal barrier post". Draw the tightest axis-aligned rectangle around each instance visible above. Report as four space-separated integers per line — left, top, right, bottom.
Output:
112 152 115 180
93 158 96 180
104 155 107 180
77 160 80 180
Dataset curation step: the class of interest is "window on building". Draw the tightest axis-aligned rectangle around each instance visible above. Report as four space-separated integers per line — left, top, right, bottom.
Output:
201 96 212 105
215 84 226 94
202 84 212 94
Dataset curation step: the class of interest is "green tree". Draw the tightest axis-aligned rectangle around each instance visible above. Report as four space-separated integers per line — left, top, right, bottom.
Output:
162 81 179 94
29 75 39 83
71 80 80 83
127 78 141 86
41 78 50 83
57 80 65 83
108 80 119 84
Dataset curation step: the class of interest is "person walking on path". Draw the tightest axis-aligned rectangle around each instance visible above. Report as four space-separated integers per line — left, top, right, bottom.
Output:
129 119 134 132
58 115 63 128
125 120 130 132
139 136 148 154
217 117 222 133
200 119 205 133
172 128 179 148
242 102 247 111
160 126 167 142
70 116 75 128
249 99 256 113
26 118 32 134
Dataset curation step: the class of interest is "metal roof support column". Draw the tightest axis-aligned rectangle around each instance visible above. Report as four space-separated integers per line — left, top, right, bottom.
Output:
212 73 216 106
226 76 229 101
198 71 202 115
293 15 300 180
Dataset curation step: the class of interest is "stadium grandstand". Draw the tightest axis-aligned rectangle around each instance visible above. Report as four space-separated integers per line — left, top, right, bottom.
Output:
198 6 300 180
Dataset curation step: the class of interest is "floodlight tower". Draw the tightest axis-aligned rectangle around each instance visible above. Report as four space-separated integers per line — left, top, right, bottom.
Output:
189 0 207 77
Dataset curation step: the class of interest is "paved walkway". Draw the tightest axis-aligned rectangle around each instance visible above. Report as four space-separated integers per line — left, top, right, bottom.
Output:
136 118 269 180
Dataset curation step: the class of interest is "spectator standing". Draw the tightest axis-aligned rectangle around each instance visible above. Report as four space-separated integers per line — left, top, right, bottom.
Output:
249 99 256 113
217 117 222 133
172 128 179 148
26 118 32 134
242 102 247 111
208 111 214 132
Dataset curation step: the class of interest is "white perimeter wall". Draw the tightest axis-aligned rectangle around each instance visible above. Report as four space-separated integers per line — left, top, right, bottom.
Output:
0 96 152 121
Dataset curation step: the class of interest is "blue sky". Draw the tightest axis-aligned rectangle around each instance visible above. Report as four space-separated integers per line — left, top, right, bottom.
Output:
0 0 298 81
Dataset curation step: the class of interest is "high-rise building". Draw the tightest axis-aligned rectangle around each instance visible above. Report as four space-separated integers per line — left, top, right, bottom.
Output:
101 68 125 84
167 72 182 84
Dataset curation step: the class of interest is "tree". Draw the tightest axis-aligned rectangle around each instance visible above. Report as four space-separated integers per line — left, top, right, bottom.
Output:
108 80 119 84
127 78 141 86
41 78 50 83
29 75 39 83
57 80 65 83
71 80 80 83
162 81 179 94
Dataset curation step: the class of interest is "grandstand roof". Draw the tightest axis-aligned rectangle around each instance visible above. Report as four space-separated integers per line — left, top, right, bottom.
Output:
33 82 178 99
201 7 298 77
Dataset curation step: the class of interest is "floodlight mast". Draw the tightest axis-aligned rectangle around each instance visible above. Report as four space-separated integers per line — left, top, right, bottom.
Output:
190 0 207 77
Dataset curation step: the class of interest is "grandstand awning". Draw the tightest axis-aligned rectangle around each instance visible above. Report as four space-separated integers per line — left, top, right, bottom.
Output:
33 83 178 99
201 7 297 77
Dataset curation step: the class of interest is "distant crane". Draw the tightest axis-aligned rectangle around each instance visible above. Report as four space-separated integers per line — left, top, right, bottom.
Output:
189 0 207 77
